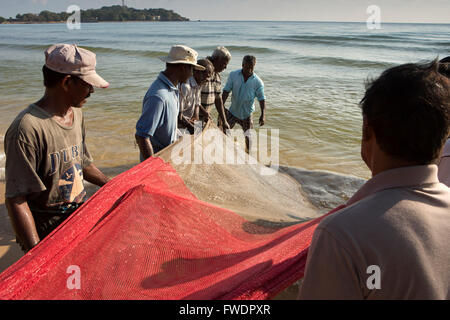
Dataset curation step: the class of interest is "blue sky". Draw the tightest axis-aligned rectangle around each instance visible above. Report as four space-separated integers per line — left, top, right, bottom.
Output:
1 0 450 23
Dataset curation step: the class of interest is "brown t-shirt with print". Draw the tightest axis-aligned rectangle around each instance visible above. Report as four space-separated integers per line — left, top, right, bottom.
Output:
4 104 93 213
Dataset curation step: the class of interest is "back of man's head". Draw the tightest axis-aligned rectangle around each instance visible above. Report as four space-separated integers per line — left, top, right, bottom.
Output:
42 65 68 88
440 56 450 63
360 60 450 164
211 46 231 62
197 58 214 74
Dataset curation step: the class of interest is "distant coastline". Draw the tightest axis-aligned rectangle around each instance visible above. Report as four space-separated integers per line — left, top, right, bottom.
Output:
0 5 189 24
2 21 67 24
2 20 188 25
3 19 450 26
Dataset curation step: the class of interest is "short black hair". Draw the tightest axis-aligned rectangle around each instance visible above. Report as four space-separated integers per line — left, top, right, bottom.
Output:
360 60 450 164
440 56 450 63
440 63 450 78
243 55 256 65
42 65 68 88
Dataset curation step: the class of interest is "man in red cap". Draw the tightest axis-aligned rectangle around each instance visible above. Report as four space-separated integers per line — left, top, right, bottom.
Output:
4 44 110 252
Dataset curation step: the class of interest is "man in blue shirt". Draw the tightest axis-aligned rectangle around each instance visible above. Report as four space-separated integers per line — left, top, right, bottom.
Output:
222 55 266 151
135 45 205 160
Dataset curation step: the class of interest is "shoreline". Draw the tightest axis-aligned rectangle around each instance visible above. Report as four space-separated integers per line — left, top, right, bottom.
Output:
1 20 188 25
2 21 450 25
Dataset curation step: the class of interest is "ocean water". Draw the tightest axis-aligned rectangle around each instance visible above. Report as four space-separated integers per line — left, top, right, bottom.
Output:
0 21 449 180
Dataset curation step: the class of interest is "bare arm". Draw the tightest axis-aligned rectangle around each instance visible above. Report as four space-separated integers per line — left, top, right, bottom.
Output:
222 91 230 105
180 115 195 131
193 105 200 121
5 196 40 252
198 104 211 120
135 134 154 160
83 163 110 187
217 92 230 130
259 100 266 126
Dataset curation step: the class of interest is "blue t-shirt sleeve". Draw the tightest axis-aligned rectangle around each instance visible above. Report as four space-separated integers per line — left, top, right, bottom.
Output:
136 95 164 138
223 73 233 92
256 80 265 101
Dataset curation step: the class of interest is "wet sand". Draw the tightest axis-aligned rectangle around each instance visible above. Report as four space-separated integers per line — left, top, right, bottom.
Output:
0 183 23 273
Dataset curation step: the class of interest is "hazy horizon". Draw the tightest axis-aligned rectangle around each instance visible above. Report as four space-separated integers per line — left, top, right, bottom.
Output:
2 20 450 25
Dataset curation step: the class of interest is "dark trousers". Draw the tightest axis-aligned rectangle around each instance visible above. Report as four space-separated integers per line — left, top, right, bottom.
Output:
16 203 83 252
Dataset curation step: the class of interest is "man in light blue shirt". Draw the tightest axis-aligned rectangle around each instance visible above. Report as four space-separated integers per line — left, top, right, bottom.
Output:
135 45 205 160
222 55 266 151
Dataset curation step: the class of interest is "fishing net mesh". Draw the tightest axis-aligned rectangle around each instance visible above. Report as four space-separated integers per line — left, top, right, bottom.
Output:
0 122 343 300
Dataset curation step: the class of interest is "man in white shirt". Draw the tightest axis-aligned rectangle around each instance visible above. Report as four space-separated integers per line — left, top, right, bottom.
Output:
299 60 450 300
178 59 213 134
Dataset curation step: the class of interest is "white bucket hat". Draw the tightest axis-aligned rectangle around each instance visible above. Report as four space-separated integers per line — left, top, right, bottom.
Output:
159 45 205 71
45 44 109 88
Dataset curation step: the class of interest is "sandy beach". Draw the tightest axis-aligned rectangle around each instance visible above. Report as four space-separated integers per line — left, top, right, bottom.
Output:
0 182 22 273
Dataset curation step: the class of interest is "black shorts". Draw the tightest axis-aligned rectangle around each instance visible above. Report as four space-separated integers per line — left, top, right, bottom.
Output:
222 109 253 132
16 203 83 252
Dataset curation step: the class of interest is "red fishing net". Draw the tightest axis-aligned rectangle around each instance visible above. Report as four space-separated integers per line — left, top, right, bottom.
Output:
0 157 343 300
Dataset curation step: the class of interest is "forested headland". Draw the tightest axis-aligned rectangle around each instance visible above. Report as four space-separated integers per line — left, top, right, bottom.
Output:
0 6 189 23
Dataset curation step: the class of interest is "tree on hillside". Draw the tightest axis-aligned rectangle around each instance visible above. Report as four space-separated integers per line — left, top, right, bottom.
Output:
12 6 189 23
39 10 63 22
